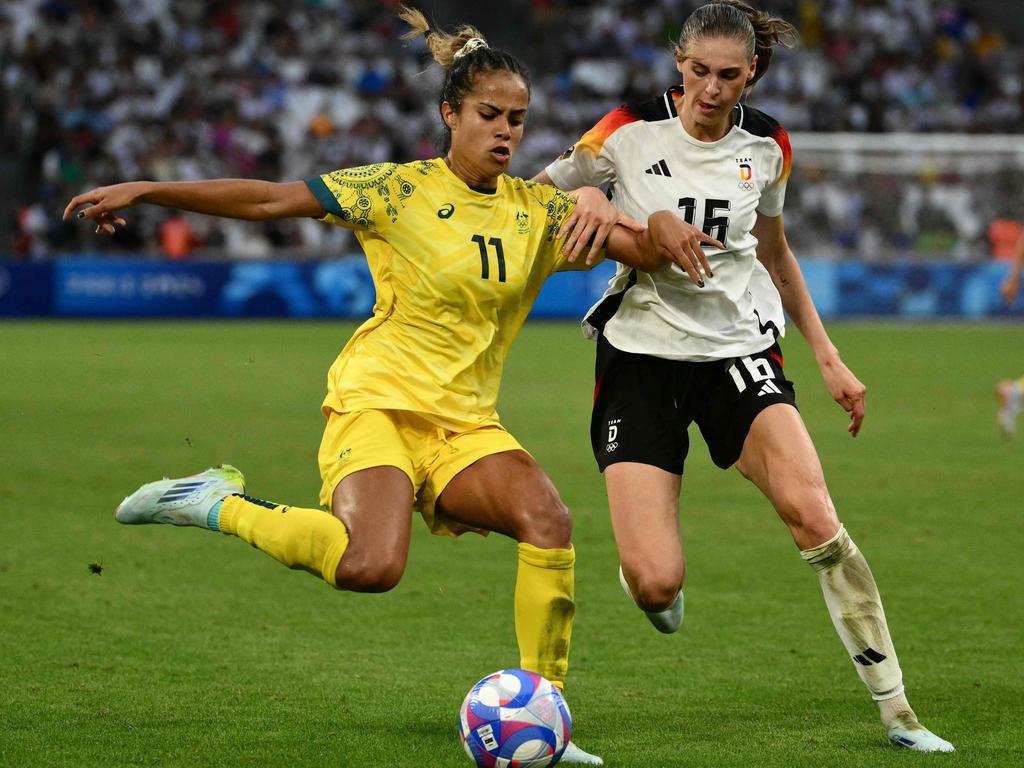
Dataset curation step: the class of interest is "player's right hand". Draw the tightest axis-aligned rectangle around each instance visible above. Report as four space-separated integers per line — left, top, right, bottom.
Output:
63 182 150 235
646 210 722 286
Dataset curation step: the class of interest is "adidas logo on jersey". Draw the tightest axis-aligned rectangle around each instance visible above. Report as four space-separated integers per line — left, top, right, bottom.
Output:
757 380 782 397
644 159 672 177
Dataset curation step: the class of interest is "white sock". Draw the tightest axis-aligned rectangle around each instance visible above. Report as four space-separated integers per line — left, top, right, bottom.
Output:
801 526 905 703
878 690 919 729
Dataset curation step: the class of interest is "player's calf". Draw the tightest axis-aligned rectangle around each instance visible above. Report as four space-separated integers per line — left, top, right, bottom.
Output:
116 466 351 587
802 525 954 751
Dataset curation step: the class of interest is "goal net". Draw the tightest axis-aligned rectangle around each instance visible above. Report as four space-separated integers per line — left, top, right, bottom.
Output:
786 133 1024 262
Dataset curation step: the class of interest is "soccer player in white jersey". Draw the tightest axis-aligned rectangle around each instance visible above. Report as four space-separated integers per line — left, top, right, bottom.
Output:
997 227 1024 436
535 0 954 753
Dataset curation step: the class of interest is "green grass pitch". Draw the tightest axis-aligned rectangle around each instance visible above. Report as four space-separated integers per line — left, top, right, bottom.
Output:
1 320 1021 767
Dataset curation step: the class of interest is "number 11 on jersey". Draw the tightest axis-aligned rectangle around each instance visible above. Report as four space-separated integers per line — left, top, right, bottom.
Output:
472 234 506 282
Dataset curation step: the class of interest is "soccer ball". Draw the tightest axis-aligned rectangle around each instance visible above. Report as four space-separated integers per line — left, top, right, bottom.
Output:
459 669 572 768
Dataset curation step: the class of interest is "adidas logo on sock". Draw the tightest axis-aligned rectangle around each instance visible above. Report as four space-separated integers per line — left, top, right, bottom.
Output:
644 159 672 177
853 647 888 666
757 380 782 397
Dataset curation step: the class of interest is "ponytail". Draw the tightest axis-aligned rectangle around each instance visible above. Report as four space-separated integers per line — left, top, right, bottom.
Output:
399 5 531 150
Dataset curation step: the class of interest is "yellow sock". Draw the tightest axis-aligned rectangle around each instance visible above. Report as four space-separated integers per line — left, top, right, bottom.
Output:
514 542 575 690
218 494 349 588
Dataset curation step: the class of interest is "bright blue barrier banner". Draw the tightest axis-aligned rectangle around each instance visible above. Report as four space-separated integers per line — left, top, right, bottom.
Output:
53 259 227 316
1 257 1021 319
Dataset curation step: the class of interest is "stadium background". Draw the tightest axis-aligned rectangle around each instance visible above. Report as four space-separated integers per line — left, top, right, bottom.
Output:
2 0 1023 318
3 3 1023 768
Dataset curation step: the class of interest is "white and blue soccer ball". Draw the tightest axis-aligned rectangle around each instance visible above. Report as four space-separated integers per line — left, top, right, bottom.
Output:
459 669 572 768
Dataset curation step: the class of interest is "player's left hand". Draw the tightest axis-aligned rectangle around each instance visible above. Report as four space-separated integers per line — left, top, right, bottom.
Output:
646 210 722 286
819 355 866 437
561 187 643 265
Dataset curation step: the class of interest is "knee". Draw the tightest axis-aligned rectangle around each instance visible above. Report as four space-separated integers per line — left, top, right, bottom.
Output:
625 563 684 612
334 547 406 593
776 484 840 550
514 493 573 549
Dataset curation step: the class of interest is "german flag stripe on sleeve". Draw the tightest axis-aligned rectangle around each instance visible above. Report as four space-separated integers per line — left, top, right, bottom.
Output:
737 104 793 186
772 125 793 185
574 105 641 158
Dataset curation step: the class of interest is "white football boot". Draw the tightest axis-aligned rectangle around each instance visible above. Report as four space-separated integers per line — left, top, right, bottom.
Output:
887 712 955 752
560 741 604 765
619 566 683 634
115 465 245 529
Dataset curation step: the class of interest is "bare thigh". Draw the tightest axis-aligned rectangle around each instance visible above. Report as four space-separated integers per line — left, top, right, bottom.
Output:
605 462 684 610
437 450 572 548
734 403 840 550
331 466 414 592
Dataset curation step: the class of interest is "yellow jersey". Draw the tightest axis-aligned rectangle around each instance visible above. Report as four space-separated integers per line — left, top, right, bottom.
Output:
305 158 586 429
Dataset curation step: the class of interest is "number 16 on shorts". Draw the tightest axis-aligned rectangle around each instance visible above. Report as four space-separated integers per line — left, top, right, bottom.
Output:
727 354 783 397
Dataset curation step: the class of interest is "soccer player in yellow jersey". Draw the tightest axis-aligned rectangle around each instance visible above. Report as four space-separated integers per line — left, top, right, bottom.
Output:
63 7 713 765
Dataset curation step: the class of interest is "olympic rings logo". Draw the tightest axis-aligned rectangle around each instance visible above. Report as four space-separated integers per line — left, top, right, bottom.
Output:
737 181 754 192
606 442 618 452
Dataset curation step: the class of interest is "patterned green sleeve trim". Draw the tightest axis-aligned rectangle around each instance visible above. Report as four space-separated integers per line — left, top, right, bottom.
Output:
545 189 576 242
310 163 418 231
304 176 343 217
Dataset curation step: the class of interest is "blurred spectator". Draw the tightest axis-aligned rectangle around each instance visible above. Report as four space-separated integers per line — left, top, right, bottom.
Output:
159 213 196 260
2 0 1022 260
12 203 49 260
989 219 1024 260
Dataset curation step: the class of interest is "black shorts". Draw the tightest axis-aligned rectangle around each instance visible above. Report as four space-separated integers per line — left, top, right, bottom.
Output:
591 334 798 473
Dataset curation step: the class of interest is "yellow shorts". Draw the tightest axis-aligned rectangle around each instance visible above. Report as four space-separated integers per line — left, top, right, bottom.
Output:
317 409 525 537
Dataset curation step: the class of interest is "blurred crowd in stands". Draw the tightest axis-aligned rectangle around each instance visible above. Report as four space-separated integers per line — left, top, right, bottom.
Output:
3 0 1022 261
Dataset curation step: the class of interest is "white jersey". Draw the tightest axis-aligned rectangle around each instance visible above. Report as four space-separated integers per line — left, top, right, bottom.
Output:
546 86 793 362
